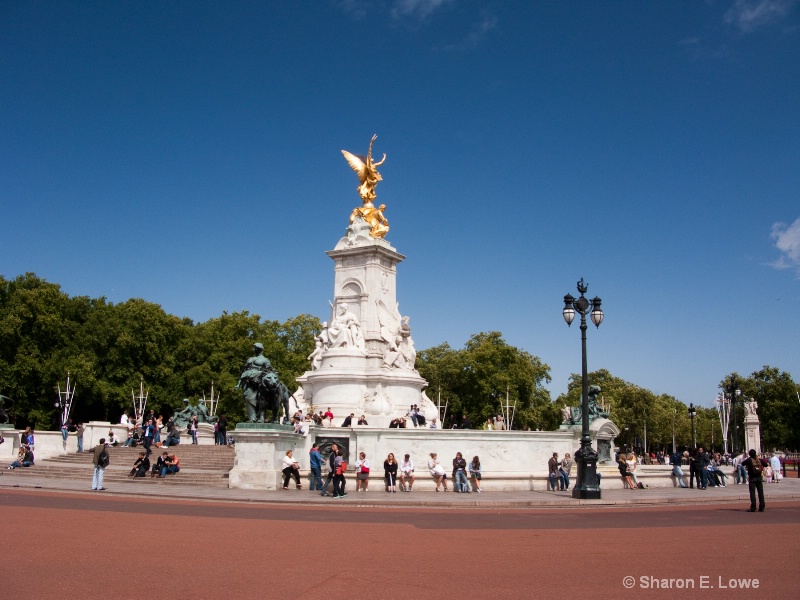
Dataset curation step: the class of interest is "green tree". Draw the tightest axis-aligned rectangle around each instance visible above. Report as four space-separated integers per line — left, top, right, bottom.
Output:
726 367 800 451
416 332 551 429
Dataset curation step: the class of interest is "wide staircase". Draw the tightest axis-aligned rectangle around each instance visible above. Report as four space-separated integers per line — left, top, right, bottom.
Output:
4 444 235 488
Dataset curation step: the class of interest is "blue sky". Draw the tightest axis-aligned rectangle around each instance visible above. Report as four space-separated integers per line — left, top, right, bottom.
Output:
2 1 798 407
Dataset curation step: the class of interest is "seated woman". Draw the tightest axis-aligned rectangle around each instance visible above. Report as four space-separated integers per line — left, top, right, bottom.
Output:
383 453 398 493
428 452 448 491
469 456 482 493
706 458 727 487
281 450 301 489
618 456 636 490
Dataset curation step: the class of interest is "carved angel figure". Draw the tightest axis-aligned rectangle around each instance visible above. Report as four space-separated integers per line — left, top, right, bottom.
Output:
376 299 403 351
376 300 415 369
342 134 386 202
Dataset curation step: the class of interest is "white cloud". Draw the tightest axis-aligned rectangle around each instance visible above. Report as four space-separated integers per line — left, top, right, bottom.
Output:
390 0 452 21
724 0 797 33
770 217 800 276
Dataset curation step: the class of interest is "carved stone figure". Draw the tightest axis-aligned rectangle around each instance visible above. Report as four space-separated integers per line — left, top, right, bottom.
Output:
307 338 324 370
400 334 417 369
744 399 758 417
326 303 367 354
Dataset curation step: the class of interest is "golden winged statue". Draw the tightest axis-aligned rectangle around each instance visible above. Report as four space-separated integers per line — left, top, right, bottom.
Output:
341 134 386 203
342 134 390 239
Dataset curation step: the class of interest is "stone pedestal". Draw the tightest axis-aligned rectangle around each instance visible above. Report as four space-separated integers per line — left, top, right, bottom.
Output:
559 417 620 464
744 415 762 455
295 225 437 427
227 424 303 490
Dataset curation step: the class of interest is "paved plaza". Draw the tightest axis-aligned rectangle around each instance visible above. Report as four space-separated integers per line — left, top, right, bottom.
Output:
3 475 798 599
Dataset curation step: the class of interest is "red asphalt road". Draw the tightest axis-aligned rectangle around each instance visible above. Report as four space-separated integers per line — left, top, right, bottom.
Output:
4 490 798 600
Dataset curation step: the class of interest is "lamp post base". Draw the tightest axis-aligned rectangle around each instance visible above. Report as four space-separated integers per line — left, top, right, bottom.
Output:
572 446 602 500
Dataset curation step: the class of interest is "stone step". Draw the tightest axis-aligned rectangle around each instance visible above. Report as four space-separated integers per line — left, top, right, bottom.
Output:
6 444 235 489
47 456 234 470
48 447 235 470
3 466 230 487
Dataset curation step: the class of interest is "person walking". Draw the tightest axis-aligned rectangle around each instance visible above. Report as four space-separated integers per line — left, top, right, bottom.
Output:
743 449 768 512
320 443 339 496
333 448 347 498
91 438 109 491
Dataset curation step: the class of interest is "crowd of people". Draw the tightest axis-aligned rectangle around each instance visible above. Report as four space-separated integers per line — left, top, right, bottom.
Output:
301 443 484 497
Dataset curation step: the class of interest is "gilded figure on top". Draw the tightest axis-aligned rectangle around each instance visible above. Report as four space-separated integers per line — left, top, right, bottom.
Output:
342 135 390 239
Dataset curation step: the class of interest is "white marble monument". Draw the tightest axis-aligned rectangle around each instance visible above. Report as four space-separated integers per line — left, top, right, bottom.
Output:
294 137 437 427
743 399 762 455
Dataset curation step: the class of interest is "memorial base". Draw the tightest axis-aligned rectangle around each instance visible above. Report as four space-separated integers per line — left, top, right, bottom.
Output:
227 424 303 490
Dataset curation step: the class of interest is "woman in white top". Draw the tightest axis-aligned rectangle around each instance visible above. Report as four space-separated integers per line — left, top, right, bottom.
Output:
428 452 449 492
626 453 640 487
281 450 301 489
355 451 370 492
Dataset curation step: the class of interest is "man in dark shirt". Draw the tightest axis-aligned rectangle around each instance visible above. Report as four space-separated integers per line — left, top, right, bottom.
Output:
217 414 227 446
91 438 108 490
129 452 150 477
319 443 339 496
743 449 768 512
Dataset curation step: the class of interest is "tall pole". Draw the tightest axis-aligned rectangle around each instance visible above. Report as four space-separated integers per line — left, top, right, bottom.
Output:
727 376 740 456
562 278 603 500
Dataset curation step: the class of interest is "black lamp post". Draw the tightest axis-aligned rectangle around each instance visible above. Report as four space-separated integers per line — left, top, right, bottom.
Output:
688 403 697 448
724 377 741 455
562 278 604 499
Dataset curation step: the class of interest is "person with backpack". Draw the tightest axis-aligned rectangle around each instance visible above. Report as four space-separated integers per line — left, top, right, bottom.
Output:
91 438 109 491
332 448 347 498
743 449 768 512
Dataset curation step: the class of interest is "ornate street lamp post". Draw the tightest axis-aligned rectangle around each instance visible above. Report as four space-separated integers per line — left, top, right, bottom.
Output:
724 377 741 455
562 278 604 499
688 403 697 448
